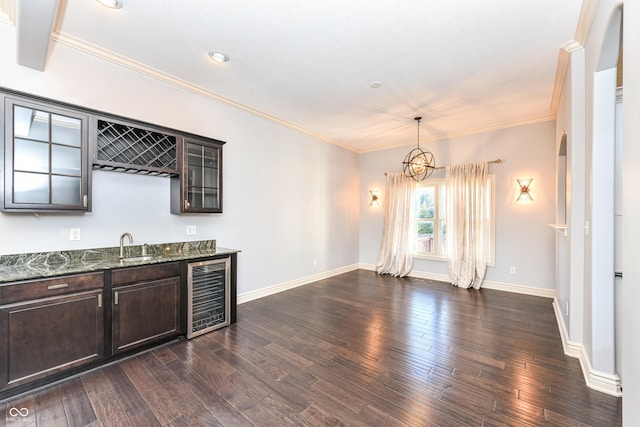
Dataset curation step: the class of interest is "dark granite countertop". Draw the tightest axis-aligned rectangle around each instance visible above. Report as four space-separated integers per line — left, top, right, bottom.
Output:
0 240 239 284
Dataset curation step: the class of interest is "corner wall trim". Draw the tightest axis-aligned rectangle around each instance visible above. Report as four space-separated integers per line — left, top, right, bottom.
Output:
552 298 622 397
237 264 360 304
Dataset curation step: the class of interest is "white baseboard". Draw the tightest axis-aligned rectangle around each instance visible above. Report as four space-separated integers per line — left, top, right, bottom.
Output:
358 263 556 299
237 263 360 304
552 298 622 397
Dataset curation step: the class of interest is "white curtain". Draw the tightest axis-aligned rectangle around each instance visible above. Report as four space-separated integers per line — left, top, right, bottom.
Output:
446 162 489 289
376 172 416 277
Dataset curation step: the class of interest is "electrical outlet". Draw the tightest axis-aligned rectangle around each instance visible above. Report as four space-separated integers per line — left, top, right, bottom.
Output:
69 228 81 241
186 225 197 235
565 301 569 316
313 258 317 266
509 266 516 274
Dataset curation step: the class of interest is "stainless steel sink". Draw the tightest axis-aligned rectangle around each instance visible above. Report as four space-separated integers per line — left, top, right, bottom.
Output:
121 256 155 263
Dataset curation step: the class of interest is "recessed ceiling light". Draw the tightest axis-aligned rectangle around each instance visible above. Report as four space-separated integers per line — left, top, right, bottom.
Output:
208 51 229 64
370 81 382 88
96 0 123 9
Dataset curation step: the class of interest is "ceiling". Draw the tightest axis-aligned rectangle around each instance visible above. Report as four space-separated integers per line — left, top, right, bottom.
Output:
2 0 584 152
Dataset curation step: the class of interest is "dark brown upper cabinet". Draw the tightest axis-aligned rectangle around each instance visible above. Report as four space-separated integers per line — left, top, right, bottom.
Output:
1 88 227 215
2 94 90 212
171 136 224 214
92 116 179 177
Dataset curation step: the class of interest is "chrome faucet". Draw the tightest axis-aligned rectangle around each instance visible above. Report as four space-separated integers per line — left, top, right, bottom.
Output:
119 232 133 259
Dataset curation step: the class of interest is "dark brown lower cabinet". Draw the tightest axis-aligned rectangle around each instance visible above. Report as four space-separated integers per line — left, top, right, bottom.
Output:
0 256 236 399
0 289 104 391
111 263 181 354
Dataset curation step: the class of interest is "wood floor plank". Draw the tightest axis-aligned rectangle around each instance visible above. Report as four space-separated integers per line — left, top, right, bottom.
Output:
81 370 132 427
300 402 367 427
119 356 182 425
58 378 97 427
34 386 68 427
310 378 368 414
0 270 622 426
257 393 315 427
171 349 273 425
357 404 410 427
101 363 151 418
127 408 162 427
178 370 253 426
146 355 224 427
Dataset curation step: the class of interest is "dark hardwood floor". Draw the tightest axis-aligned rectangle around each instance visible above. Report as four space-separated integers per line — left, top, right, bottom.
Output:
1 270 622 426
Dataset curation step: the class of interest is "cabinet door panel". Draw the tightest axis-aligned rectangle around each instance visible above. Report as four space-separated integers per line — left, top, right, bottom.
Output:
3 94 90 212
0 290 104 390
203 167 218 187
51 176 82 205
171 137 224 214
13 106 49 141
51 145 81 175
51 114 82 147
112 277 180 353
13 139 49 172
13 172 49 204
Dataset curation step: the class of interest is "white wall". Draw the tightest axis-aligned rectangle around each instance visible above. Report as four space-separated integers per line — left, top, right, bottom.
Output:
556 47 587 347
622 0 640 423
360 120 556 291
554 0 640 409
0 23 360 296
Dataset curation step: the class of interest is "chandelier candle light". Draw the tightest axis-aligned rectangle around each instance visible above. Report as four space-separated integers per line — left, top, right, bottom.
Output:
403 116 435 181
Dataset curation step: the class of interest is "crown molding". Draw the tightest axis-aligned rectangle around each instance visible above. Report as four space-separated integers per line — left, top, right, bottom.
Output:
549 0 598 113
549 49 571 113
561 39 584 53
574 0 599 45
51 32 357 153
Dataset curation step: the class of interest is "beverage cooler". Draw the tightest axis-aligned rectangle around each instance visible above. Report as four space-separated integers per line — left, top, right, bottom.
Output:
187 258 230 338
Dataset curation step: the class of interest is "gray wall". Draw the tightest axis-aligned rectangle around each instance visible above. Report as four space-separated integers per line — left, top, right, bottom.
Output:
0 23 360 297
359 121 557 290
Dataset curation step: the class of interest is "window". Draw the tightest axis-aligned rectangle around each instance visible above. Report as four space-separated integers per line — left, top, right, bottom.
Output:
412 176 495 265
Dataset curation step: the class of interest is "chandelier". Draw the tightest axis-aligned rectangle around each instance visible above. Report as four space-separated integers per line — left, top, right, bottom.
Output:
402 116 435 181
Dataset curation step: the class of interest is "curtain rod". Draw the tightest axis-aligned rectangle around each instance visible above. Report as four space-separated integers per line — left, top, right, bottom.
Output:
434 158 502 171
384 159 502 175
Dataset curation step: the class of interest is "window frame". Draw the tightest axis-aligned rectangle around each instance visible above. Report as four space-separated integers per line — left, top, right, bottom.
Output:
412 175 496 266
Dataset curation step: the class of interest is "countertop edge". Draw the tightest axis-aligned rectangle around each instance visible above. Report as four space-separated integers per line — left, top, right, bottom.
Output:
0 247 240 284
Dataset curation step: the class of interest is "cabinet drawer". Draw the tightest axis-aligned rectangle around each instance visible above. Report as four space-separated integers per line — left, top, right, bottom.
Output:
0 272 104 305
111 262 180 286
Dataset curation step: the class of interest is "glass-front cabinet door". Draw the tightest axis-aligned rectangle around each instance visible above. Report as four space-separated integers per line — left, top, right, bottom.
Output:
171 136 224 214
3 96 90 211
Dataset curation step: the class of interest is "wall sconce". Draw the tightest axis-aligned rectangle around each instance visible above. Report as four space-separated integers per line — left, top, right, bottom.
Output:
517 178 533 202
369 189 380 207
